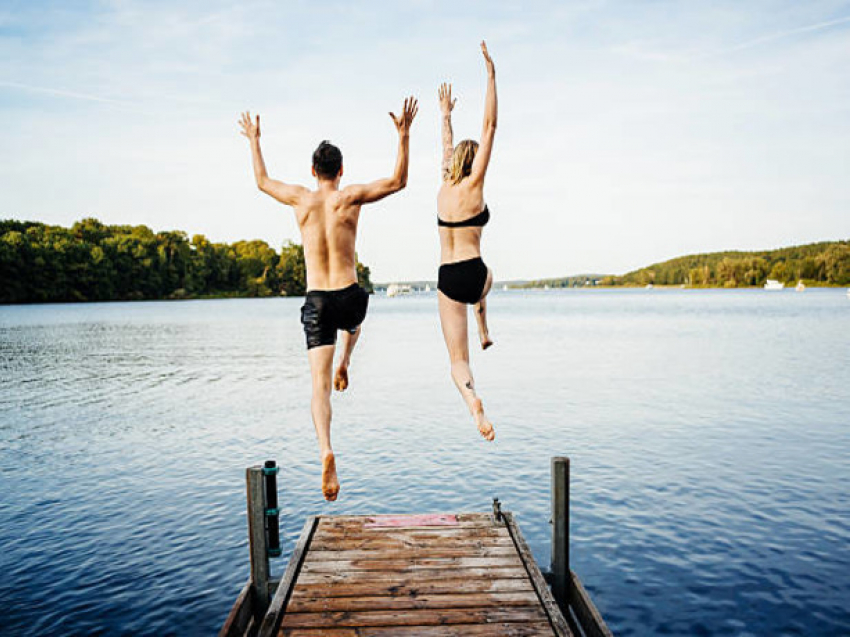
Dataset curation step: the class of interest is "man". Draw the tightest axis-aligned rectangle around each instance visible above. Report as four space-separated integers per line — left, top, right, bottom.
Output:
239 97 418 501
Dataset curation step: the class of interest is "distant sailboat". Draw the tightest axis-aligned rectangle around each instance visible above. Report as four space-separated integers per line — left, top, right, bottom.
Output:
795 280 805 292
502 284 508 291
764 279 784 290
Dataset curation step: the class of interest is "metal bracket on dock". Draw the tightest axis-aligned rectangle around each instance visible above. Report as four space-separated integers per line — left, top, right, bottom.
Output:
492 497 503 522
263 460 282 560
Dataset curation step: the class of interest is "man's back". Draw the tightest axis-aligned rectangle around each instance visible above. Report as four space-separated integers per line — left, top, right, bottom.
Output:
295 189 361 291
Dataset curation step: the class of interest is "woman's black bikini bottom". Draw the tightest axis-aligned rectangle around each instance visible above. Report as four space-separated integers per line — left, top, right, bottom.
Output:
438 257 488 304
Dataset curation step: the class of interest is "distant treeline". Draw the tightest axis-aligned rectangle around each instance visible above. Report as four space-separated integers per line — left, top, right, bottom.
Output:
516 274 606 289
0 218 373 304
600 241 850 287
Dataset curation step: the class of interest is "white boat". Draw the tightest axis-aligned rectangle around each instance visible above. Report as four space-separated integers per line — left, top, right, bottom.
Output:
424 284 431 292
764 279 784 290
846 288 850 299
795 280 805 292
502 284 508 291
645 284 653 290
386 283 412 297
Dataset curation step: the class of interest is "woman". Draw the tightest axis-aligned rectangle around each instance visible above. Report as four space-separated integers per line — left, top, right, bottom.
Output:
437 41 497 441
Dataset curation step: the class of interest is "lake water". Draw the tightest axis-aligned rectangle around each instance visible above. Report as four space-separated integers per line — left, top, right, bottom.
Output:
1 289 848 636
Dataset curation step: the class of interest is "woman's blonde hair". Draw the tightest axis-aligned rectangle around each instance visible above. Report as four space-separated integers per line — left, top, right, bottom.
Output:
447 139 479 184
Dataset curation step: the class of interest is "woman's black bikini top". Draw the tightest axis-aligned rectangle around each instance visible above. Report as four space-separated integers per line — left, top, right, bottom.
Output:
437 205 490 228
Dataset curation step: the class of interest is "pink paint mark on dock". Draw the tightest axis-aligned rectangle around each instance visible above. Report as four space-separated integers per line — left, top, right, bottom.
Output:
364 514 459 528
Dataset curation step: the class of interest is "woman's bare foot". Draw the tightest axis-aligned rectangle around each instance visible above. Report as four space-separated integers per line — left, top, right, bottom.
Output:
321 451 340 501
333 365 349 392
472 398 495 441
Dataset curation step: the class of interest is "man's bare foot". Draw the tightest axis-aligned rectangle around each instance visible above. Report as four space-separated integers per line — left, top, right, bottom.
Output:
481 337 494 350
472 398 495 441
321 451 340 501
334 365 349 392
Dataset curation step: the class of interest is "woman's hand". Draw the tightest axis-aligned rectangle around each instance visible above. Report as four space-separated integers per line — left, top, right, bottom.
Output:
390 96 419 135
481 40 495 75
438 83 456 117
239 111 260 141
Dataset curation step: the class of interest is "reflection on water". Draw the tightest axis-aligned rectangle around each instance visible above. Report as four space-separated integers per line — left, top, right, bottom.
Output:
1 290 849 635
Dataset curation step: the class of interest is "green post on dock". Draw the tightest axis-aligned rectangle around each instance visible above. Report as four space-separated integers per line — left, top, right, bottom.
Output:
551 456 570 610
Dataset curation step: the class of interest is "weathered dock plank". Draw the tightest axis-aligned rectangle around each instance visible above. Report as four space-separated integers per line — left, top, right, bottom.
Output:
286 591 541 613
304 546 519 560
291 576 536 598
279 606 551 628
280 623 555 636
295 565 531 584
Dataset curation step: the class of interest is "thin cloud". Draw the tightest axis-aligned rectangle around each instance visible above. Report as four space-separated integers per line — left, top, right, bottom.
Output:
694 15 850 60
0 79 150 113
614 15 850 65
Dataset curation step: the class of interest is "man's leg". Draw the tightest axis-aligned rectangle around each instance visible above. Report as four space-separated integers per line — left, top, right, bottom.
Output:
334 326 361 392
308 344 340 501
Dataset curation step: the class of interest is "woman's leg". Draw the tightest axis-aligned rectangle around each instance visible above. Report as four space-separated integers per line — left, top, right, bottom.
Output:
473 268 494 350
439 290 495 440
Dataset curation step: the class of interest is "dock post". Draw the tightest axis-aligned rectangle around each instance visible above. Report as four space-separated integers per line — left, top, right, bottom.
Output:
551 456 570 610
246 466 271 611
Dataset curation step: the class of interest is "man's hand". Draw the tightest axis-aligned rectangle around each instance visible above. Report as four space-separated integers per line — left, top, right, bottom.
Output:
481 40 495 76
438 83 456 117
389 96 419 136
239 111 260 141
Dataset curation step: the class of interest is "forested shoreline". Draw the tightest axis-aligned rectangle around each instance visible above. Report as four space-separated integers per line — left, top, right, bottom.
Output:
603 241 849 287
0 218 373 304
521 241 849 289
2 219 847 303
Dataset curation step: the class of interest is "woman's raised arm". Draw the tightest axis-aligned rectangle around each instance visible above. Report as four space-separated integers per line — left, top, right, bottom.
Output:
468 41 497 186
438 83 457 181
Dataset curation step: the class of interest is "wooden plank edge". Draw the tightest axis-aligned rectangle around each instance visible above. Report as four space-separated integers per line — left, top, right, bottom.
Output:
503 512 573 637
320 512 492 522
219 578 255 637
257 515 319 637
569 570 613 637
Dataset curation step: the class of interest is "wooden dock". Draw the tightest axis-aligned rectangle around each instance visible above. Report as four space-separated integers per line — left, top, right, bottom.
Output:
221 458 612 637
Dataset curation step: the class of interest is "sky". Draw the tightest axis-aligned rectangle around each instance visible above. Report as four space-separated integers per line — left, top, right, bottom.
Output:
1 0 848 282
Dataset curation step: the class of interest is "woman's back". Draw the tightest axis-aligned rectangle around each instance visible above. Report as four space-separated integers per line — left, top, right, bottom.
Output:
437 179 487 264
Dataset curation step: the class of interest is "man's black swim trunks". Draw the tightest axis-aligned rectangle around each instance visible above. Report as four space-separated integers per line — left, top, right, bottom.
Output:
300 283 369 349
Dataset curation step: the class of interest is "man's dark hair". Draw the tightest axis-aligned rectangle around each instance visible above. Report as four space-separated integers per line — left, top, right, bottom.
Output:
312 141 343 180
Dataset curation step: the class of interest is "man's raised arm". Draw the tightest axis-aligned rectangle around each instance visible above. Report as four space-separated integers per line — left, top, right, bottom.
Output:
438 83 456 181
239 111 306 206
342 97 418 206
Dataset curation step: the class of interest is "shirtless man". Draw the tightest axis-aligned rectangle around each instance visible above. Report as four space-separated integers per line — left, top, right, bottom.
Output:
239 97 418 501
